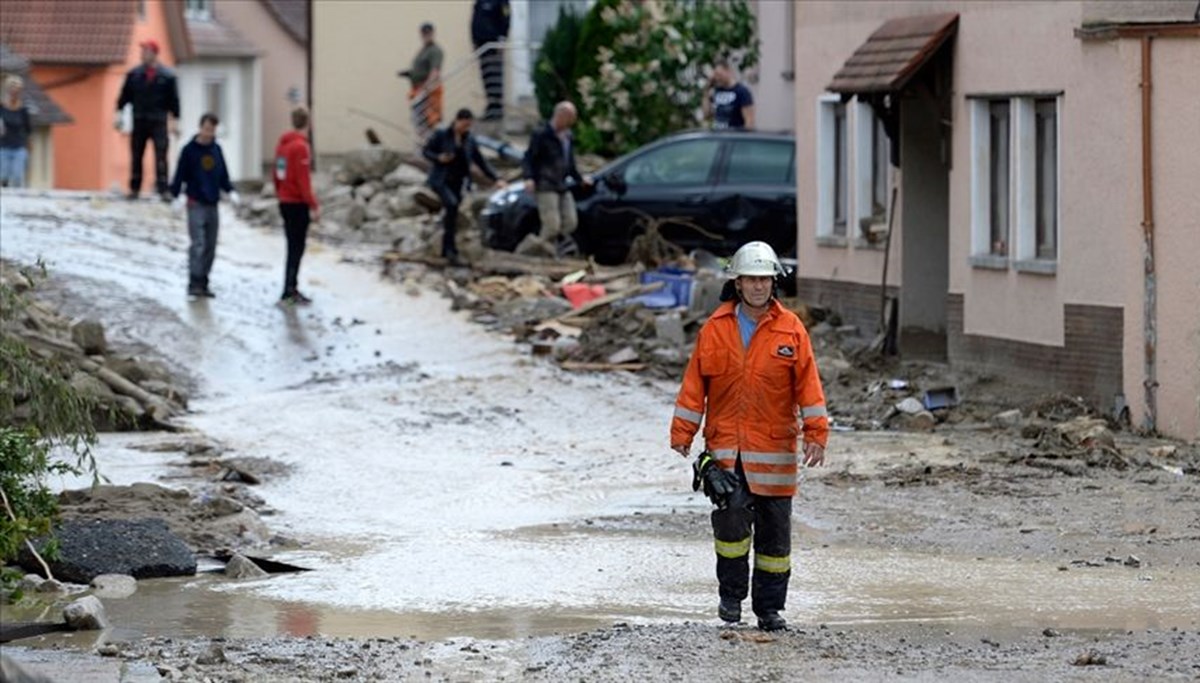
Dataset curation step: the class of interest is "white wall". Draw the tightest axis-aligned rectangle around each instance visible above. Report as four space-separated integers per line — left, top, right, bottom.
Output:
177 58 260 180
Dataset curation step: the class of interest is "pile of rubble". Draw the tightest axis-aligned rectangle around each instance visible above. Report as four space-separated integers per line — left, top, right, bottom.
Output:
1 265 186 430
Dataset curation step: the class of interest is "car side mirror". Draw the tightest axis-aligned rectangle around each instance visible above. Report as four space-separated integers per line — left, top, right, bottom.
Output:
605 172 627 196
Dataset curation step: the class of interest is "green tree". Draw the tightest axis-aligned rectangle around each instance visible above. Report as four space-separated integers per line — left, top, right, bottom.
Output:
567 0 759 155
533 5 586 120
0 265 98 589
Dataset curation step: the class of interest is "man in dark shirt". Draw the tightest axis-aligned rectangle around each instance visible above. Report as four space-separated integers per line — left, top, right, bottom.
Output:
169 113 236 298
522 101 591 255
703 59 755 130
471 0 510 124
423 108 505 266
117 40 180 201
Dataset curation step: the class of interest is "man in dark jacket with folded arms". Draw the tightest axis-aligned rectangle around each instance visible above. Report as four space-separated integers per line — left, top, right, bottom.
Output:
170 113 236 298
423 108 504 266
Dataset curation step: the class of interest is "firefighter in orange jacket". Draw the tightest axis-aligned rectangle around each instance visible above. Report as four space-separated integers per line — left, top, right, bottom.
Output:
670 241 829 631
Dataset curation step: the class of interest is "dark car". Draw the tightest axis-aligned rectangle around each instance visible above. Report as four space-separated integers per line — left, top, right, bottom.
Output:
481 129 797 264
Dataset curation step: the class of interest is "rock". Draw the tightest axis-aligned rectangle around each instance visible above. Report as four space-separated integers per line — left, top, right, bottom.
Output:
1123 554 1142 568
70 318 107 355
35 578 65 593
654 312 685 346
195 643 227 665
895 397 926 415
105 356 172 385
97 643 121 657
895 410 937 432
1071 650 1107 666
809 321 836 338
195 494 245 517
341 147 403 183
382 164 427 189
1148 445 1177 458
91 573 137 598
1042 628 1060 637
21 518 196 583
324 203 367 230
224 553 268 579
413 186 442 212
70 371 116 402
389 187 427 218
260 183 276 198
606 347 640 365
992 409 1023 428
365 193 391 222
249 197 276 215
514 233 556 258
18 574 42 593
356 181 379 201
63 595 109 631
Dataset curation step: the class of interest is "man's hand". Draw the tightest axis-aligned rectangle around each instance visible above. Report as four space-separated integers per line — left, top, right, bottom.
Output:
170 194 186 214
169 119 179 138
672 444 690 458
311 206 321 223
438 152 454 164
493 178 507 189
802 442 825 468
113 116 124 133
228 191 241 207
523 179 535 193
582 174 595 188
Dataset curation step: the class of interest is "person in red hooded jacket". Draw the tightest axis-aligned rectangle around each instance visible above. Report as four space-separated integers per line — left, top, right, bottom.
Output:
273 107 320 305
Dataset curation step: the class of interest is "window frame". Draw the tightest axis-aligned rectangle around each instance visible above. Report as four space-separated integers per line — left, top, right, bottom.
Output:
853 99 892 247
185 0 212 21
815 94 849 245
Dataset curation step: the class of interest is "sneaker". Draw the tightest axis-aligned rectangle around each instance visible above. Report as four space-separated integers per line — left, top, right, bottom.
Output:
126 192 140 201
200 288 216 299
718 598 742 624
756 612 787 632
443 253 467 268
187 287 206 298
280 291 312 306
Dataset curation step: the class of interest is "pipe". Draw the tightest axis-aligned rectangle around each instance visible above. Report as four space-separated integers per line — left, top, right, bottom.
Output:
1139 34 1157 432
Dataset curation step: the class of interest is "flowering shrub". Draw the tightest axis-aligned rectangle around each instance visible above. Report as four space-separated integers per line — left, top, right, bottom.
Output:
568 0 758 155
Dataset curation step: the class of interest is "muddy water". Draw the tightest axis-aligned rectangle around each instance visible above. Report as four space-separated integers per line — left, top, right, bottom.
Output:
2 192 1196 645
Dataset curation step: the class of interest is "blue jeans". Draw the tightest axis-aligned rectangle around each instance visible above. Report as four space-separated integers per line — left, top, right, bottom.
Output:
187 202 220 289
0 147 28 187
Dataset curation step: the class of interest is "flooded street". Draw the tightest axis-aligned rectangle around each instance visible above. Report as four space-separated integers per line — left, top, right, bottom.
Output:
2 192 1198 680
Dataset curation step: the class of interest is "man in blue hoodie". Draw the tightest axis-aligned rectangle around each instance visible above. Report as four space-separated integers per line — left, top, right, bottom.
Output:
170 113 238 298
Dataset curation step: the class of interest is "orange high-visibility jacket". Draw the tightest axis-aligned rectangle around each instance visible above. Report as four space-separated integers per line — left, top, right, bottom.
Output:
671 300 829 497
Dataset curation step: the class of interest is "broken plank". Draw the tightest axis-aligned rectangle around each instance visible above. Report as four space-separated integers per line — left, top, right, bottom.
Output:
558 361 647 372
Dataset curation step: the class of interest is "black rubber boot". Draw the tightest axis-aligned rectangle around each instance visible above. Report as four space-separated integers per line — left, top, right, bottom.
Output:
718 597 741 623
757 611 787 632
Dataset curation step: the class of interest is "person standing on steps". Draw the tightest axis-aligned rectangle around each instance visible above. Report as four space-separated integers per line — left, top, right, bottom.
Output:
423 108 504 267
0 75 33 188
670 241 828 632
471 0 510 128
399 22 444 143
117 40 180 201
273 107 320 305
169 113 237 299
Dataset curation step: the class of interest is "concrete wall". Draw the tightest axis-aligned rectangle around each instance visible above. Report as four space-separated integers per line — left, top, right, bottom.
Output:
749 0 795 133
177 58 260 181
312 0 483 157
215 0 307 175
793 0 1200 439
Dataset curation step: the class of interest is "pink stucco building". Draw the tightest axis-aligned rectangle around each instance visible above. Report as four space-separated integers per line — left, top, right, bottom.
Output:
792 1 1199 439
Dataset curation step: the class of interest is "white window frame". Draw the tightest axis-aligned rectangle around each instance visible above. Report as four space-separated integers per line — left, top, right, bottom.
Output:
815 93 849 244
185 0 212 21
853 99 891 246
970 93 1060 273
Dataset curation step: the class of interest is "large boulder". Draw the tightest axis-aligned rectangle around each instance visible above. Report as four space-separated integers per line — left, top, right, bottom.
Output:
382 164 427 189
324 203 367 231
21 518 196 583
340 148 404 184
63 595 109 630
70 319 107 355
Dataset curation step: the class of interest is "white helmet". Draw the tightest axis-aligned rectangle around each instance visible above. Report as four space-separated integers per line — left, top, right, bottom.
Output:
727 241 783 278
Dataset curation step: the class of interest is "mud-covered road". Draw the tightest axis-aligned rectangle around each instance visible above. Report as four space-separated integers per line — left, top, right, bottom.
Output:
2 192 1198 681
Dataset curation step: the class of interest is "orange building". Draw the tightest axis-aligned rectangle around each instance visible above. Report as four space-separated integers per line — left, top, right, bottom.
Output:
1 0 192 190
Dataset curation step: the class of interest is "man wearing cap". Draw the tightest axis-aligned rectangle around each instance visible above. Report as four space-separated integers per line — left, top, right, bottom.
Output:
117 40 180 201
399 22 444 142
670 241 829 632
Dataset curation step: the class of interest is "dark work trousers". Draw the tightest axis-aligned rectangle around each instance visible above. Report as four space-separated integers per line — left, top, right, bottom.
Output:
279 202 311 296
130 118 170 196
711 458 793 617
430 179 464 258
187 202 219 290
477 44 504 121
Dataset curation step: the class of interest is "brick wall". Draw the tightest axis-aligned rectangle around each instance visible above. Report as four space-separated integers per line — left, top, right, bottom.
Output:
947 294 1124 409
798 278 898 334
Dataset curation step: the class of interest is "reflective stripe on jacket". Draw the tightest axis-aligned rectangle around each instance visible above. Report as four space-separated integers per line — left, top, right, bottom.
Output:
670 299 829 497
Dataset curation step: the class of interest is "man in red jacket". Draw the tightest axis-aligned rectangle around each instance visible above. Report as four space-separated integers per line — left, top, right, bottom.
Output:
273 107 320 305
670 241 829 632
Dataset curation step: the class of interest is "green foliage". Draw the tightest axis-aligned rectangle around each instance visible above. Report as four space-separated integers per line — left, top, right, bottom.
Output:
0 265 98 578
565 0 759 155
533 4 585 120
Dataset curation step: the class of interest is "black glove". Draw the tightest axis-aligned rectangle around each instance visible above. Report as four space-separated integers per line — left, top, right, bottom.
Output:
692 451 739 509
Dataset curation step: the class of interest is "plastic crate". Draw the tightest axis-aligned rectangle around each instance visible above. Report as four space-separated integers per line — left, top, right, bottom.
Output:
638 268 694 308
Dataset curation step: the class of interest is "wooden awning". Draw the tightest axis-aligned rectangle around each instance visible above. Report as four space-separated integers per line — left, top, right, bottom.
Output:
828 13 959 94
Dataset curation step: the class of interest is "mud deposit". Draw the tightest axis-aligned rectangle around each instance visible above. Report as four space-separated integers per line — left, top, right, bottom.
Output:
2 193 1198 681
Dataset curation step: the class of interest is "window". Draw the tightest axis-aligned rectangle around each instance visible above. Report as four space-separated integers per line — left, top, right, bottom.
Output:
970 94 1060 269
725 140 794 185
816 96 853 241
203 78 226 124
988 101 1010 256
871 117 888 218
185 0 211 20
1034 99 1057 260
623 139 720 186
137 0 146 20
832 103 848 236
853 99 891 242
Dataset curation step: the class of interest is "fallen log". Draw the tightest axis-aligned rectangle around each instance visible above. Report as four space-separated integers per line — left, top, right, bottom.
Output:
76 358 178 420
474 251 589 279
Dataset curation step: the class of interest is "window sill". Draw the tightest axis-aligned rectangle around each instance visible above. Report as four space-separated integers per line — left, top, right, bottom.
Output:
1014 259 1057 275
969 254 1009 270
816 235 849 248
853 237 888 251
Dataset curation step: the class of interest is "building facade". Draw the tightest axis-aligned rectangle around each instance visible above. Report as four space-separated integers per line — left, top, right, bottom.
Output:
793 0 1199 439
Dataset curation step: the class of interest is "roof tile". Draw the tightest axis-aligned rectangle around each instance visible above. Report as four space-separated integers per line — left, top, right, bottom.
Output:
0 0 135 65
829 13 959 95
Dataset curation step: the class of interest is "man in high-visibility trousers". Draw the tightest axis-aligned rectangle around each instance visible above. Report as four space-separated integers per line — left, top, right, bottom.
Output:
670 241 829 631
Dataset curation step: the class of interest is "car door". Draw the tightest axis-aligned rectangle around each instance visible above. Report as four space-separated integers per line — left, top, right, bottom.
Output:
581 137 723 263
709 138 797 256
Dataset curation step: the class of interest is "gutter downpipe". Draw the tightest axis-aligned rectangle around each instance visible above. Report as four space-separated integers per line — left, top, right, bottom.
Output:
1139 34 1157 433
